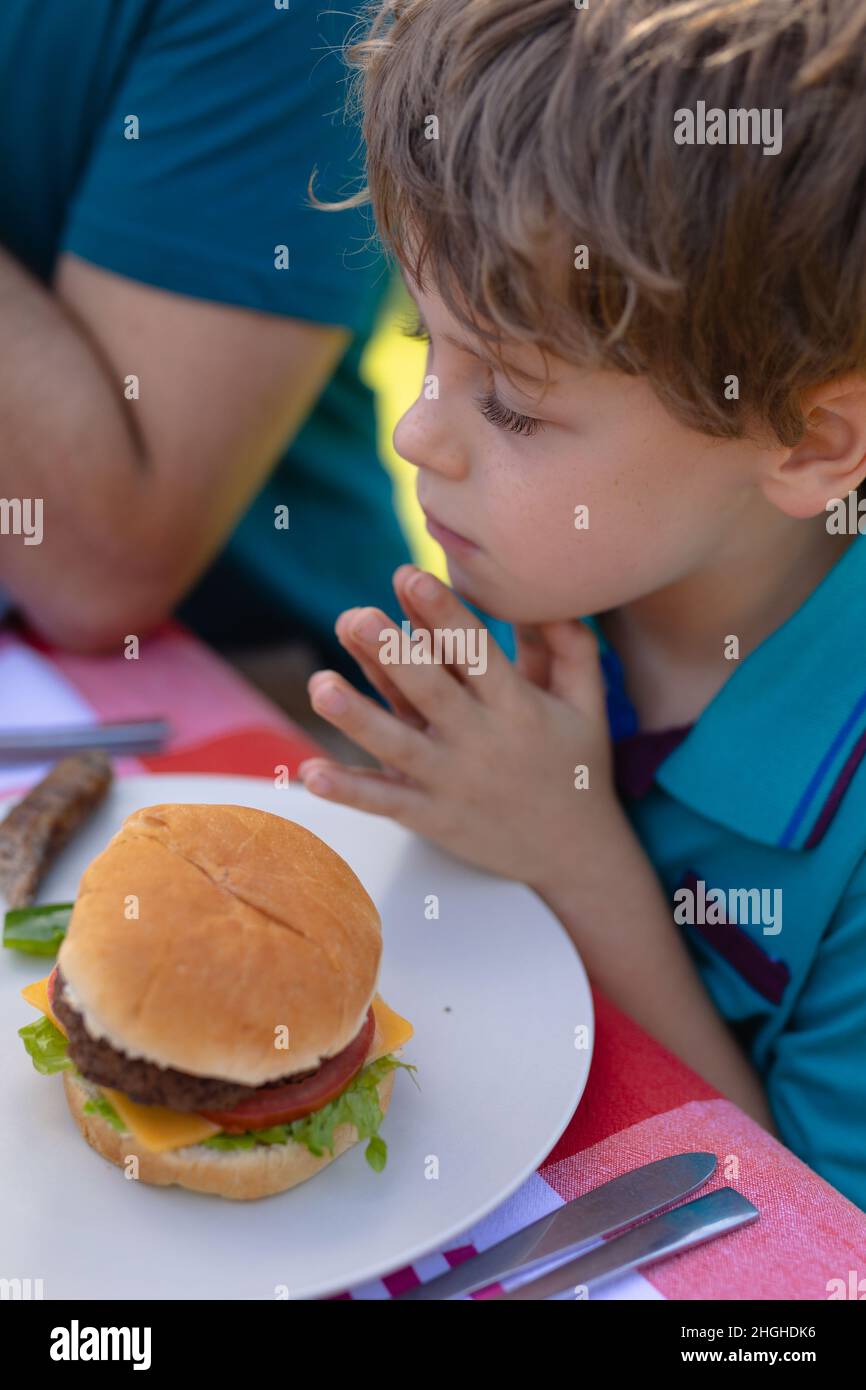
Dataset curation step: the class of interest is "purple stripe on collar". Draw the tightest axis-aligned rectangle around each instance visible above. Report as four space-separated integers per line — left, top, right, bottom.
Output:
614 725 693 799
803 724 866 848
677 870 790 1005
779 685 866 848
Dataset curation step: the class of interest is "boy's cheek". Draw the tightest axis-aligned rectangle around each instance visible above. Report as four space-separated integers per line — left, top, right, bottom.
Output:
448 481 697 618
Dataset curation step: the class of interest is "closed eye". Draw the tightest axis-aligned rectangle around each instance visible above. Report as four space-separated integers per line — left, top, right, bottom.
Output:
474 389 543 437
400 309 544 435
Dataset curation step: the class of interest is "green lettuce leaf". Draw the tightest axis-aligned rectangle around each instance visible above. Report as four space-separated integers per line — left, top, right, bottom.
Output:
17 1014 74 1074
18 1020 127 1132
201 1054 417 1170
83 1092 127 1133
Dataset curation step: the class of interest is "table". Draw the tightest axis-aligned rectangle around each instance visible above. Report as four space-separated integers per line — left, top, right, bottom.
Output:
4 619 864 1300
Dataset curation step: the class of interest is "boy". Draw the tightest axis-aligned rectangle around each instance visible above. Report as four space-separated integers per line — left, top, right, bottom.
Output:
299 0 866 1210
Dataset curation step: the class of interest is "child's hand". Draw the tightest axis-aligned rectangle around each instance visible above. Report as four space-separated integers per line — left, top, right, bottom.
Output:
298 565 620 889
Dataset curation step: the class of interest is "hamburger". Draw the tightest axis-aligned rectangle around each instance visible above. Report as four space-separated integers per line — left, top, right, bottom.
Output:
18 803 414 1200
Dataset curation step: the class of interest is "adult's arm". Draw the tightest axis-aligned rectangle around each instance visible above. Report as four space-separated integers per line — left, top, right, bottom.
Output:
0 244 347 650
0 0 383 651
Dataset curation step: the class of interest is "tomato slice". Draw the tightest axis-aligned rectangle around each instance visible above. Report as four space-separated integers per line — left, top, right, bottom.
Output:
199 1007 376 1132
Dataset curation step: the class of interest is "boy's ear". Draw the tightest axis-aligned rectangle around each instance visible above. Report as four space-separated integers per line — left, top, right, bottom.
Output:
761 374 866 519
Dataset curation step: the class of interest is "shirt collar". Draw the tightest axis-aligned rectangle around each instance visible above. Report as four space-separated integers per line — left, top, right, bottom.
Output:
592 534 866 850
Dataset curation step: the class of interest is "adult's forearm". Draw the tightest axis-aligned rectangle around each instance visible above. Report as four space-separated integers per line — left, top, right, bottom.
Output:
0 245 153 641
536 803 778 1133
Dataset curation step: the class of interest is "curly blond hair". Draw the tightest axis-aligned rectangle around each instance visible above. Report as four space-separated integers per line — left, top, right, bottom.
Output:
316 0 866 447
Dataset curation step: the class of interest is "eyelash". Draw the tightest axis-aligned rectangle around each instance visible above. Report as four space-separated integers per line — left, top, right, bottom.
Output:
473 389 542 437
399 312 543 437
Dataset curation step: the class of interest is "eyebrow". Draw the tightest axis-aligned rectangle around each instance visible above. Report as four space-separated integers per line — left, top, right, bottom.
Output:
403 284 558 391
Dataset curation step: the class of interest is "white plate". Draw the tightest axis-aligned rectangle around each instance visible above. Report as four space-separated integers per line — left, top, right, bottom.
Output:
2 773 593 1299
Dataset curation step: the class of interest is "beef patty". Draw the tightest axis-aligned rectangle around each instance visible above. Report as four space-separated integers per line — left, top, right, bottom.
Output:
51 969 319 1112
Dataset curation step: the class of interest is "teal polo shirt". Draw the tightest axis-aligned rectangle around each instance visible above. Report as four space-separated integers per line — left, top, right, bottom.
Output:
591 534 866 1212
0 0 412 669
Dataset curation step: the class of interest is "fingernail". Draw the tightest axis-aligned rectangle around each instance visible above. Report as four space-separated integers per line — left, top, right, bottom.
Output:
410 571 440 602
352 610 385 643
305 770 333 793
335 608 359 636
312 683 348 714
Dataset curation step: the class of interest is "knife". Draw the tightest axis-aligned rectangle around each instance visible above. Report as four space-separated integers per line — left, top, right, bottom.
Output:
494 1186 759 1300
0 719 171 761
395 1151 717 1300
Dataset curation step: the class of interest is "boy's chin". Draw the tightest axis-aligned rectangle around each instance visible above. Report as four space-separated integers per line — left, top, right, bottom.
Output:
446 565 544 626
445 562 504 617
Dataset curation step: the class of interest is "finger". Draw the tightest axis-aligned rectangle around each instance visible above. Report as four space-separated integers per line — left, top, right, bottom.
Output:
391 565 513 703
539 620 607 712
308 669 435 776
392 565 483 699
514 624 552 689
334 608 427 729
393 564 499 700
391 563 432 633
297 757 429 825
333 607 469 728
393 565 473 691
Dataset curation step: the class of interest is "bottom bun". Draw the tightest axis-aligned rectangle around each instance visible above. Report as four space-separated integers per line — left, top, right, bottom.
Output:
63 1070 396 1201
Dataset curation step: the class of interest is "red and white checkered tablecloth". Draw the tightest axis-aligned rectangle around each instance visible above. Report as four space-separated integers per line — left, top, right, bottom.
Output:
5 620 865 1300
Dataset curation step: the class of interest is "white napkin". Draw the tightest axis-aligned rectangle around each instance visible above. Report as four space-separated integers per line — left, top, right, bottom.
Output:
0 638 96 795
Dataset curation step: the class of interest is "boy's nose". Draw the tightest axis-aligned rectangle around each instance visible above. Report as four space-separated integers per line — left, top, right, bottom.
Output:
392 399 469 480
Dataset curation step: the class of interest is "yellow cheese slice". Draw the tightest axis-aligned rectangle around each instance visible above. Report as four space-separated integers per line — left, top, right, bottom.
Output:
21 975 63 1033
99 1089 220 1151
370 993 414 1061
23 976 413 1153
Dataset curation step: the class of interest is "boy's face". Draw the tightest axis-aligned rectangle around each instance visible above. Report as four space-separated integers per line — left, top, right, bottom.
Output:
394 276 776 623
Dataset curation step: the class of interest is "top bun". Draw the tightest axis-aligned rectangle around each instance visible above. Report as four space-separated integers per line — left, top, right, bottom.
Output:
57 804 382 1085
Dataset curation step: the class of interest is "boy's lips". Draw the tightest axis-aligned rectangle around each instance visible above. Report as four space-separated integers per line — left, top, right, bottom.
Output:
421 507 480 556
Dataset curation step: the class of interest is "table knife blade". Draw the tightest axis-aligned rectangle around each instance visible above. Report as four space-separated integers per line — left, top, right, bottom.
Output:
495 1186 759 1300
395 1151 717 1300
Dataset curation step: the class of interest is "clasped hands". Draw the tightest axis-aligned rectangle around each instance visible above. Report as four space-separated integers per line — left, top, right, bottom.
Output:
299 564 626 899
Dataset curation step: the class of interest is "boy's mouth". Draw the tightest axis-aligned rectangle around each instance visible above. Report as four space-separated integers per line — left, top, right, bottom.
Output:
421 506 480 557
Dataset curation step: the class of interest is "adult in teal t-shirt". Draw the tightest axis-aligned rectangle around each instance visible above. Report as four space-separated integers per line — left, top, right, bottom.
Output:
0 0 412 673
